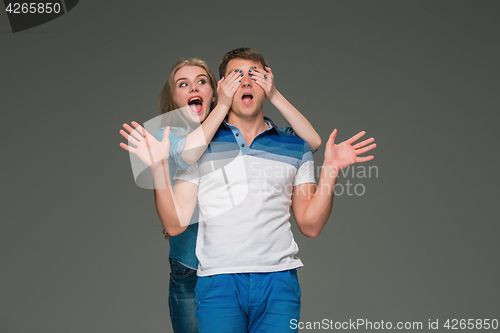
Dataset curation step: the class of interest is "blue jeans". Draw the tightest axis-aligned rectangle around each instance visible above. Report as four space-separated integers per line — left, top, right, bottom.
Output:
195 270 301 333
169 257 199 333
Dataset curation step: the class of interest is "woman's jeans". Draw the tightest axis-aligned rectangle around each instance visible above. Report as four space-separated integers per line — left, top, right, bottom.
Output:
169 257 199 333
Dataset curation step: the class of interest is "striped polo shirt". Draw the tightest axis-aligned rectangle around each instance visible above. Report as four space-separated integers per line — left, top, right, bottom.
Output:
174 117 315 277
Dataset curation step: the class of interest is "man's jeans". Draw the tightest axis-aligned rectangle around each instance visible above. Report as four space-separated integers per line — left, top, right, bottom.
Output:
195 270 301 333
168 258 199 333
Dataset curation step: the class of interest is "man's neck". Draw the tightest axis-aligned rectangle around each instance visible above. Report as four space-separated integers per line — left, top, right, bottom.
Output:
226 111 269 146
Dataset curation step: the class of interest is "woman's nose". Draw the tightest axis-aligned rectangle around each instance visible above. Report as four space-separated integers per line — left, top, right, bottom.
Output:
190 83 199 92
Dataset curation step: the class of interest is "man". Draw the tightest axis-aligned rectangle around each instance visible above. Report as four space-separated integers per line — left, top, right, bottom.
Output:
155 48 376 332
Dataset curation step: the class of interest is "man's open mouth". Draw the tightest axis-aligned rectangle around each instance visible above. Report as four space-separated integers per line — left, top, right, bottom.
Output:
242 93 253 106
188 96 203 113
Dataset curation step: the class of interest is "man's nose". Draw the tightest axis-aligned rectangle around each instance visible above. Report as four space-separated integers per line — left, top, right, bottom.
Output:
241 71 252 87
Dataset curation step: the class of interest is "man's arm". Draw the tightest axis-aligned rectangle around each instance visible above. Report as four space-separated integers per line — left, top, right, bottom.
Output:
291 129 376 238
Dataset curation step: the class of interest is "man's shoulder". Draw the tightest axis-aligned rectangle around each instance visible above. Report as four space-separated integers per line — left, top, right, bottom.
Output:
212 123 233 141
265 128 311 155
263 117 305 145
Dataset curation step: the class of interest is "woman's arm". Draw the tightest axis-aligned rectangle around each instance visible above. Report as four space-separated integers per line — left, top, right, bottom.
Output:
181 70 241 166
119 123 196 235
252 66 322 151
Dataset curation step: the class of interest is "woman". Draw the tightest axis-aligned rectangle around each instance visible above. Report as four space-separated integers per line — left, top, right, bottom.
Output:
120 58 321 333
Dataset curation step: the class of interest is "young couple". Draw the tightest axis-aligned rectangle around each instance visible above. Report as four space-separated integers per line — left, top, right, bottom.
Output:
120 48 376 333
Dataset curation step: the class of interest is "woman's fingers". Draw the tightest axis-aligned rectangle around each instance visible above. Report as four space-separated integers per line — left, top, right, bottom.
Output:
119 129 139 146
131 121 152 140
220 70 241 91
119 142 136 153
252 66 273 81
122 123 143 141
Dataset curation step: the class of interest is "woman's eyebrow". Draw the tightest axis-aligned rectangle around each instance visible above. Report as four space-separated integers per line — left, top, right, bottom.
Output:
175 74 208 84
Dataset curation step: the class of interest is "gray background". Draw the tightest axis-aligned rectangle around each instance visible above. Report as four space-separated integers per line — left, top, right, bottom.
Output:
1 1 499 332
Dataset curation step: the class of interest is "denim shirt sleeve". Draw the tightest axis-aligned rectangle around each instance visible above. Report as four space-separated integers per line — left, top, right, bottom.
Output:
154 127 190 170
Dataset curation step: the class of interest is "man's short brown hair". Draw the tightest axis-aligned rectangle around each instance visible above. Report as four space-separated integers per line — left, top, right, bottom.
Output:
219 48 268 79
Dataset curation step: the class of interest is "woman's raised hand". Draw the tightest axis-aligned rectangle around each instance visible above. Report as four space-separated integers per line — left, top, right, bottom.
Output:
217 69 241 109
119 121 170 167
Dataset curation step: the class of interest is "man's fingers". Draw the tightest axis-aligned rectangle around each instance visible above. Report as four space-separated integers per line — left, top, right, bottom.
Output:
327 129 338 145
346 131 366 145
355 155 374 163
355 143 376 155
353 137 374 149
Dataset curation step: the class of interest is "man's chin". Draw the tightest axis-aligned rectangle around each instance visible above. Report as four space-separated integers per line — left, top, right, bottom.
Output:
230 105 262 118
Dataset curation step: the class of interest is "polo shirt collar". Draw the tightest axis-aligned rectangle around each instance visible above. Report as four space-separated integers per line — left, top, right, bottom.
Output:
222 117 278 154
222 116 278 134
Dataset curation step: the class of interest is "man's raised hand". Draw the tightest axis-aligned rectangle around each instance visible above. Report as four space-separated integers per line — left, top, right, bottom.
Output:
324 129 376 171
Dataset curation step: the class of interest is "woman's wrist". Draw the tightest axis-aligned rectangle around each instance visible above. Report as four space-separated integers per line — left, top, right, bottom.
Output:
267 88 281 105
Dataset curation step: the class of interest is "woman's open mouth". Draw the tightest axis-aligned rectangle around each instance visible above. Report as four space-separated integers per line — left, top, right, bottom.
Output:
242 93 253 106
188 96 203 113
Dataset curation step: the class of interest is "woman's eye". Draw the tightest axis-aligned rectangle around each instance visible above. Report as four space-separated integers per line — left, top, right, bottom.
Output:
179 82 187 87
198 79 206 84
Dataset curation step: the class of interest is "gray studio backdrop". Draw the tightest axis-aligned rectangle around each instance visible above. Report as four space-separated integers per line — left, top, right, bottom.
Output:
2 1 499 332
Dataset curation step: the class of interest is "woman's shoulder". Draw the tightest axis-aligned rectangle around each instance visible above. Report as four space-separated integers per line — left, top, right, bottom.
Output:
155 126 189 141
